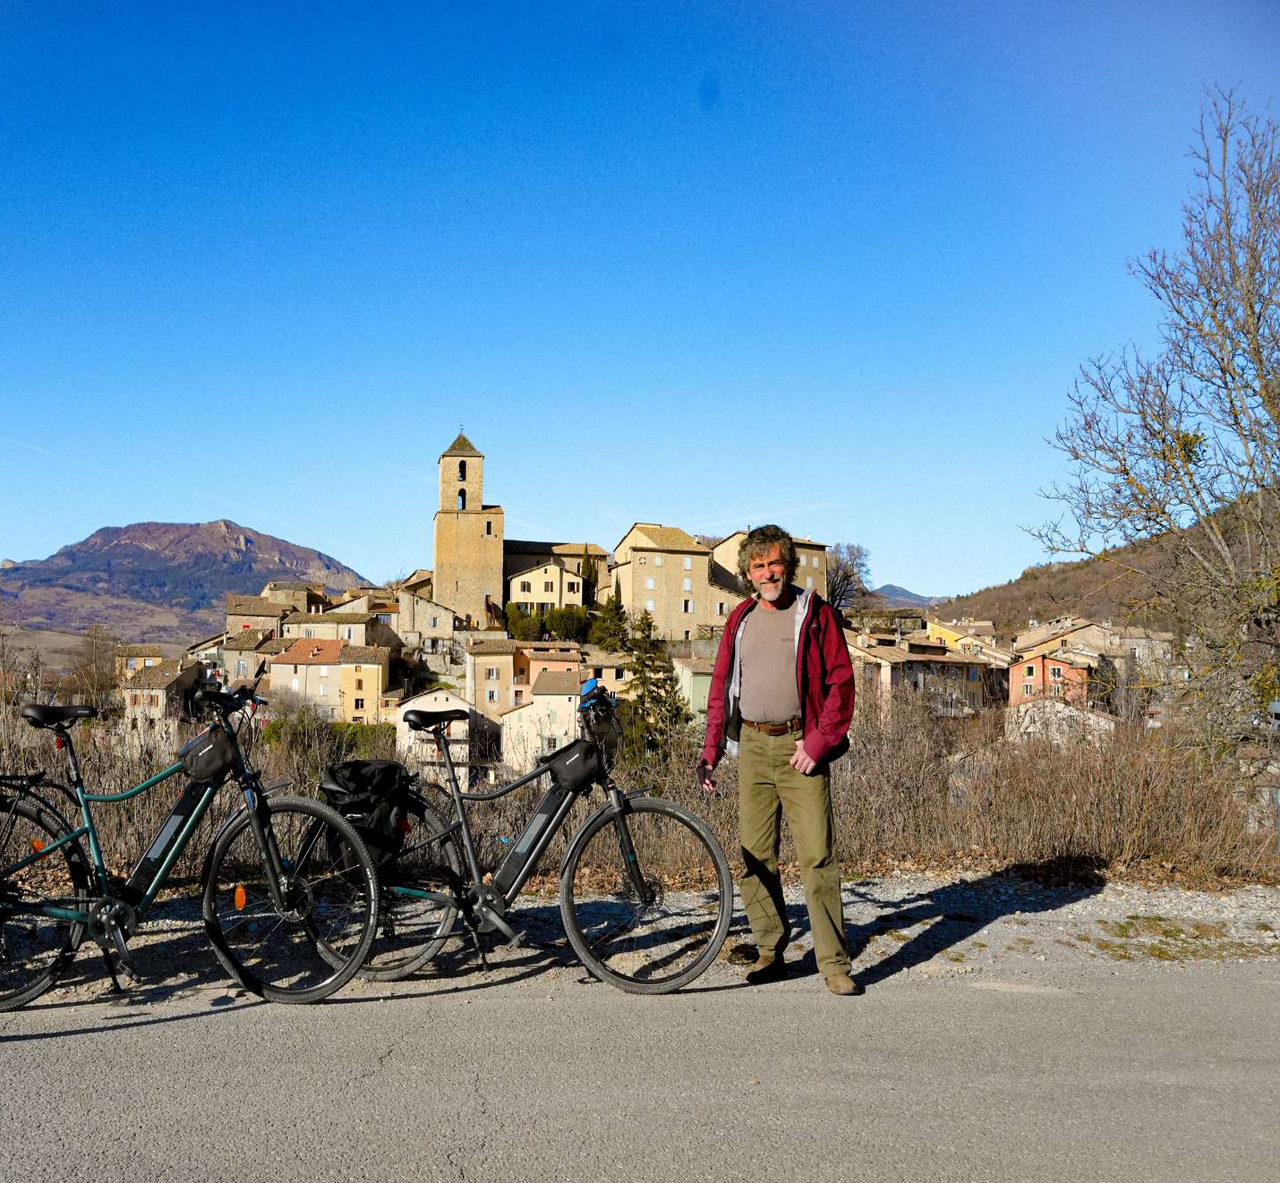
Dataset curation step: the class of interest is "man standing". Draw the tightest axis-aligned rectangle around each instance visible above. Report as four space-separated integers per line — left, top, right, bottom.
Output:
698 525 858 996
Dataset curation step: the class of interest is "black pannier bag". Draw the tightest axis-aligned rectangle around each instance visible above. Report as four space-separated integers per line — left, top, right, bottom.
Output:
542 738 601 792
318 760 414 869
177 727 236 784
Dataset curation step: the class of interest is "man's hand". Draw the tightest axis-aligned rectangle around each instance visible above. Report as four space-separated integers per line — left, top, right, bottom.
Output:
789 740 817 776
696 760 717 793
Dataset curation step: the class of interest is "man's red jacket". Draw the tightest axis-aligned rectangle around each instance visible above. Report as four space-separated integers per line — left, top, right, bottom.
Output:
699 586 855 771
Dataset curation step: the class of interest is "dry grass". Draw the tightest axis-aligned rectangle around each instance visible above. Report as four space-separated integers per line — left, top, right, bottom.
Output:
2 692 1278 889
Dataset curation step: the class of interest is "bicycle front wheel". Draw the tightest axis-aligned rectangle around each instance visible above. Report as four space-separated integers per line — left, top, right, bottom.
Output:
559 796 732 994
202 795 378 1003
0 795 91 1012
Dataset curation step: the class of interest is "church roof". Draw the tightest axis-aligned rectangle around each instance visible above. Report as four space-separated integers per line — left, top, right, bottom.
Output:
441 432 482 458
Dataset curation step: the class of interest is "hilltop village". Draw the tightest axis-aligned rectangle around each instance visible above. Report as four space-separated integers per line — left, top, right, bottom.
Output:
113 433 1180 776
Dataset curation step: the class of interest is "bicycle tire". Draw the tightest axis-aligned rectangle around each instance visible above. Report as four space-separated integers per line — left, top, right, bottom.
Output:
361 791 463 981
559 796 732 994
0 795 91 1012
202 794 378 1003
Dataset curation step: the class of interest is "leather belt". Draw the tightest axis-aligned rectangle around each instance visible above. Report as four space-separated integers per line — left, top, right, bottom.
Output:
742 717 801 736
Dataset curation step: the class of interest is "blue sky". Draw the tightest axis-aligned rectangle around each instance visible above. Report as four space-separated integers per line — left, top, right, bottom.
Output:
1 2 1277 595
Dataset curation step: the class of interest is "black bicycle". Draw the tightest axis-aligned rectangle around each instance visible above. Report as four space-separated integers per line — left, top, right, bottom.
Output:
322 679 732 994
0 666 380 1009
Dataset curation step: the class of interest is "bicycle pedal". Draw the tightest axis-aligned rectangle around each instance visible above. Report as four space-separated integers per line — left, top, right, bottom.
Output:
506 929 529 951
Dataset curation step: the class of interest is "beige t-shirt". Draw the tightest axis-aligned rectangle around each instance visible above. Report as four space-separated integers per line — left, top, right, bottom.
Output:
738 600 800 723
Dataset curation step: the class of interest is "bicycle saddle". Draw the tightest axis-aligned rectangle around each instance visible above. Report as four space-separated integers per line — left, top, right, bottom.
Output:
403 709 468 731
20 704 98 729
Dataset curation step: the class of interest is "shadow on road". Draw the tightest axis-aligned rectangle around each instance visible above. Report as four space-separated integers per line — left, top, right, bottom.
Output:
748 856 1108 988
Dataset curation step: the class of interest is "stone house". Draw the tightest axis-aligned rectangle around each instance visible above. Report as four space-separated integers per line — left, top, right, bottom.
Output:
115 645 166 682
579 644 633 700
269 639 391 723
120 660 202 727
611 523 740 643
396 589 463 656
847 631 992 717
500 670 583 773
672 656 715 717
281 609 402 652
506 559 586 615
226 594 290 634
394 687 481 784
502 540 609 604
260 580 330 614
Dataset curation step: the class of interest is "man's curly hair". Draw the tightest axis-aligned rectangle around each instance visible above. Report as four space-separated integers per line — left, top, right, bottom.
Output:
736 524 798 594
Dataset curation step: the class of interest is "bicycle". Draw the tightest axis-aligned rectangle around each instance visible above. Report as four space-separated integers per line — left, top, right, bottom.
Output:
0 666 379 1010
323 678 733 994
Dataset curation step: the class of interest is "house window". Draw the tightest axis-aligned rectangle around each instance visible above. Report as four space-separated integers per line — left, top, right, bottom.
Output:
544 581 554 593
486 689 498 703
645 578 655 590
1050 666 1063 680
567 581 578 593
236 660 248 677
485 519 492 535
593 667 603 678
291 677 299 692
319 682 327 697
716 602 726 616
514 690 523 702
520 581 531 593
799 555 807 567
645 599 655 612
967 666 979 681
354 698 364 710
682 599 694 613
682 577 692 591
1051 684 1063 698
682 556 691 570
654 555 663 566
126 658 136 670
304 628 313 639
806 577 813 589
1060 639 1067 647
344 628 354 641
1022 684 1032 696
356 678 364 690
430 616 438 628
457 490 466 510
1025 665 1034 677
319 667 328 677
458 460 466 481
486 667 499 680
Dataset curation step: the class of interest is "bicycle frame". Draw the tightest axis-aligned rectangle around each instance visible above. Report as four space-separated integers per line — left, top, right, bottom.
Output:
0 717 276 927
389 724 645 915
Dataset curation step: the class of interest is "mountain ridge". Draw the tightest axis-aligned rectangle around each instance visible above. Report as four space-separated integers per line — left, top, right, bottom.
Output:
0 520 367 644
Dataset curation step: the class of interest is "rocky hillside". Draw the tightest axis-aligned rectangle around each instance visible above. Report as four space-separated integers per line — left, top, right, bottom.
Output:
0 520 366 643
935 539 1170 643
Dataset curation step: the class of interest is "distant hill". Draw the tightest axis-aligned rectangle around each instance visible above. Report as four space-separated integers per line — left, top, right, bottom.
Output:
935 538 1169 643
0 520 366 644
871 584 942 609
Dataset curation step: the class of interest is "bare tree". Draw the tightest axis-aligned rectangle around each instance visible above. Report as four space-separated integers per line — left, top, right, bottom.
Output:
70 624 119 710
825 542 872 610
1034 90 1280 735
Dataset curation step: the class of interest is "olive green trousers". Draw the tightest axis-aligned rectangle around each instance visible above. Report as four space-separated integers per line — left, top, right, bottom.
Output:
737 726 850 975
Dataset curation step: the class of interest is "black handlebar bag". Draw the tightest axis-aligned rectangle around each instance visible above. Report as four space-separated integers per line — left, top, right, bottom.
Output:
318 759 414 869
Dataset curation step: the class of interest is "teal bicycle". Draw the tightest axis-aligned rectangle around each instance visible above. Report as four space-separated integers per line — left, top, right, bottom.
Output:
0 671 379 1009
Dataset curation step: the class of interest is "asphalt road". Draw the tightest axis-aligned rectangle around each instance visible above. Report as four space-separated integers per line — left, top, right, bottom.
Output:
2 949 1277 1183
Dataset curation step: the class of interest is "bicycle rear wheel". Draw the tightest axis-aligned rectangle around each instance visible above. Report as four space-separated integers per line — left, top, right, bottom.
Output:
362 791 463 981
559 796 732 994
202 795 378 1003
0 795 91 1012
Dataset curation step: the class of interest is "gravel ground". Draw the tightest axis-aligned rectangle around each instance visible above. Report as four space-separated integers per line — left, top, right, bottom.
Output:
18 868 1280 1005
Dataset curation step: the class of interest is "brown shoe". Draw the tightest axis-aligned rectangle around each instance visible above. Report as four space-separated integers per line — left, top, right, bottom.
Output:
743 955 788 985
825 972 863 996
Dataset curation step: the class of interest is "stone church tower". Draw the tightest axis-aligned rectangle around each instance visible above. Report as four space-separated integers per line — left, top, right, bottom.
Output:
432 433 504 626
